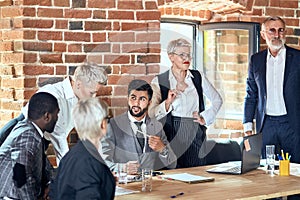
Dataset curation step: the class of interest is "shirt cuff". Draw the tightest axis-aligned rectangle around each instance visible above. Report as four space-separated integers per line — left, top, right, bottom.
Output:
155 101 172 120
243 122 253 132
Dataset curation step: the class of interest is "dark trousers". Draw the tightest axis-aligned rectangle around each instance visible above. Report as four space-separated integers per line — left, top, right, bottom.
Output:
262 115 300 200
261 115 300 163
164 116 206 168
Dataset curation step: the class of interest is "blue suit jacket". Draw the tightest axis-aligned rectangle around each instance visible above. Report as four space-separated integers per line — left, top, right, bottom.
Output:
243 45 300 135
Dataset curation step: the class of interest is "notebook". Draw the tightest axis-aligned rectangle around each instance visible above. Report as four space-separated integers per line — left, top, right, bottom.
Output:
206 133 262 175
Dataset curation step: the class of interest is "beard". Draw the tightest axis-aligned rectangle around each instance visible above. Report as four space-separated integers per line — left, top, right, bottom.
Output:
128 105 148 118
45 118 57 133
267 37 285 51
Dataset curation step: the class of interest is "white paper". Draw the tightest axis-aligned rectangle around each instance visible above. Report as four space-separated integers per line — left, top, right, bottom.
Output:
115 186 140 196
162 173 214 183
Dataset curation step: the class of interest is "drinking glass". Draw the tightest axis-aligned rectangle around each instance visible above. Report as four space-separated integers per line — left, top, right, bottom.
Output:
266 145 275 175
118 163 128 184
142 168 153 192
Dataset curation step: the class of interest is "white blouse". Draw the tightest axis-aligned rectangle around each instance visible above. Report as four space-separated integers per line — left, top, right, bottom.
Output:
150 70 223 126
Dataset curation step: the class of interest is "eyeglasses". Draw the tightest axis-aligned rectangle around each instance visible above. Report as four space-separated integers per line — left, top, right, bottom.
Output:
265 28 285 36
173 52 191 60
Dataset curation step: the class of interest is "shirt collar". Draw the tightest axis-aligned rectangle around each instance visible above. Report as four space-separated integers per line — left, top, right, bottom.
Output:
267 46 286 59
168 69 194 81
63 76 78 100
31 122 44 138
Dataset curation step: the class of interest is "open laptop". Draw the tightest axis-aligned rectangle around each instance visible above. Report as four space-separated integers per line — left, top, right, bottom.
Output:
206 133 262 175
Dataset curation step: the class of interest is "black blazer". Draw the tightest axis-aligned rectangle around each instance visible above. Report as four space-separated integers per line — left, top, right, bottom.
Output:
49 140 115 200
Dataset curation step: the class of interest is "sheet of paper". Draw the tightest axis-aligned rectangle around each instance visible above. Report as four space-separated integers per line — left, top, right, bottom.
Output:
290 163 300 176
115 186 140 196
162 173 214 183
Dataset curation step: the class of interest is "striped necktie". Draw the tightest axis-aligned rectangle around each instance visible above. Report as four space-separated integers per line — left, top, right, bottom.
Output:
134 121 144 149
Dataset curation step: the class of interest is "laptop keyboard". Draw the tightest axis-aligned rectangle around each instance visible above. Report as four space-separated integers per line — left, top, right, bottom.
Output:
225 166 241 173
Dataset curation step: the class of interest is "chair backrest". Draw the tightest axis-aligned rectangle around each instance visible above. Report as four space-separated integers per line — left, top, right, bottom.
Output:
0 114 25 146
205 139 242 165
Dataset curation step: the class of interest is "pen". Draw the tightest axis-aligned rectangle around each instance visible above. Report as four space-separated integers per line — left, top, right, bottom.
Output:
170 192 184 198
281 150 285 160
137 130 151 137
288 155 291 160
157 175 173 181
286 152 289 160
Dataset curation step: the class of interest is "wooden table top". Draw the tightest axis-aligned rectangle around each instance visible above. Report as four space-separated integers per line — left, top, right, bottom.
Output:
115 165 300 200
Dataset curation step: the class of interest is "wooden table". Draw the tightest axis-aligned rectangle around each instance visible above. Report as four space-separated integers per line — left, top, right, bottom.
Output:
115 165 300 200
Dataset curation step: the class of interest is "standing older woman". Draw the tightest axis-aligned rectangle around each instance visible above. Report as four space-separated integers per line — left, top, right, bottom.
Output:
49 98 115 200
149 38 223 168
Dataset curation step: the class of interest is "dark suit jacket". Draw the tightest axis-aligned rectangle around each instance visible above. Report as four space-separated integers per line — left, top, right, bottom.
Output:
243 45 300 135
49 140 115 200
101 112 177 171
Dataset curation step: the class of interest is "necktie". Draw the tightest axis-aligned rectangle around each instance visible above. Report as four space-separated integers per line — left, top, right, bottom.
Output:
40 137 47 198
134 121 145 149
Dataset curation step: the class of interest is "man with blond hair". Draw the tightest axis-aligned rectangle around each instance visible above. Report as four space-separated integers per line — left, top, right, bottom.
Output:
1 62 108 165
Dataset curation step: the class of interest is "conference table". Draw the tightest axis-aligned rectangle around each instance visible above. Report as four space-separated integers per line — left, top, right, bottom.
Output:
115 164 300 200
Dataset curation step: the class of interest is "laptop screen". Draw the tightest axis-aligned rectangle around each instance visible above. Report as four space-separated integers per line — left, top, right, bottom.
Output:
241 133 262 173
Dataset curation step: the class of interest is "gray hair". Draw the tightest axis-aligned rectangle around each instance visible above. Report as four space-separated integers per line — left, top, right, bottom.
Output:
167 38 191 54
262 16 286 31
72 97 108 141
73 62 108 87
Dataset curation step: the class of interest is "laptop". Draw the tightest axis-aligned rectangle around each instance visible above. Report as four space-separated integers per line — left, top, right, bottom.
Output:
206 133 262 175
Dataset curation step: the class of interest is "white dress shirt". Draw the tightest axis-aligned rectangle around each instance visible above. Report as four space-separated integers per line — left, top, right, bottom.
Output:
128 112 147 152
266 47 287 115
150 70 223 126
22 77 78 165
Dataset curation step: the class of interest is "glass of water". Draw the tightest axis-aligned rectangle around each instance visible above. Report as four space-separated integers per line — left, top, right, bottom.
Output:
142 168 153 192
117 163 128 184
266 145 275 175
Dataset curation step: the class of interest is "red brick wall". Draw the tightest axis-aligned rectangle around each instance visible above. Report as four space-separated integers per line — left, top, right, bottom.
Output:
0 0 161 126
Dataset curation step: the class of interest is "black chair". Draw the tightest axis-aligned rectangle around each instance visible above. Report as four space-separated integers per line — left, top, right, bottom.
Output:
205 139 242 165
0 114 25 146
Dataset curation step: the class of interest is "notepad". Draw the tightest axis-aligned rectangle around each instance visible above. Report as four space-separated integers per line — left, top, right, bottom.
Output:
161 173 214 184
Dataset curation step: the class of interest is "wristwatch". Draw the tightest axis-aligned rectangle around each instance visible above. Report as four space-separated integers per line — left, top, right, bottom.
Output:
159 146 168 157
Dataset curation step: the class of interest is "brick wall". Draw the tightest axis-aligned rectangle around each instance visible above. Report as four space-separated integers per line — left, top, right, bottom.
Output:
0 0 161 127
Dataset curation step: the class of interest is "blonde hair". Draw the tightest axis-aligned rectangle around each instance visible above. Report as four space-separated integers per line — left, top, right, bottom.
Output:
167 38 191 54
73 62 108 87
72 97 108 141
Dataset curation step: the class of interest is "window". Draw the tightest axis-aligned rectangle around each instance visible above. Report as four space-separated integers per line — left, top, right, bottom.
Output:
160 22 197 72
160 21 260 135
